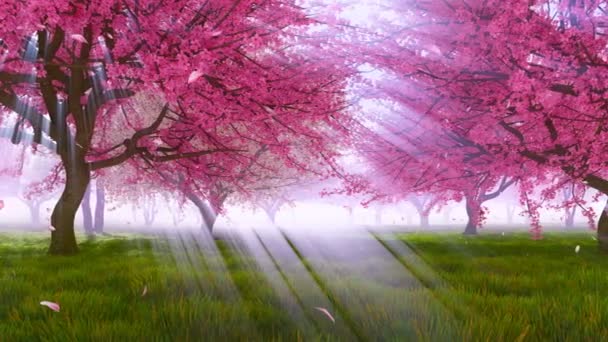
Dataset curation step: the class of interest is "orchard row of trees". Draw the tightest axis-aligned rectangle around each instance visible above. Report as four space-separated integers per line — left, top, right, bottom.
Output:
2 1 608 253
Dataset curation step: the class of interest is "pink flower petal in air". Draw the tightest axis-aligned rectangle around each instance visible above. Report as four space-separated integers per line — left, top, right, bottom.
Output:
48 225 56 231
141 285 148 297
71 34 88 44
40 301 60 312
188 70 204 84
314 307 335 323
35 24 46 30
263 105 276 114
211 30 222 37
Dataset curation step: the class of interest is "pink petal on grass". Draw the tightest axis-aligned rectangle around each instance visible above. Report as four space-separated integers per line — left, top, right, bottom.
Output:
188 70 204 84
40 301 60 312
575 245 580 253
70 34 88 44
141 285 148 297
314 307 335 323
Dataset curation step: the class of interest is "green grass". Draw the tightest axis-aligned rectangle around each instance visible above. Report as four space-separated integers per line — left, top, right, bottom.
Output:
0 230 605 341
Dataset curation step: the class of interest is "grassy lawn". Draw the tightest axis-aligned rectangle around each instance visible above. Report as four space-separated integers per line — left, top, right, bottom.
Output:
0 230 605 341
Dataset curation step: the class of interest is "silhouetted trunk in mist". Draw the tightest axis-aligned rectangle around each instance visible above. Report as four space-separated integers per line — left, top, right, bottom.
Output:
94 179 105 234
411 202 430 228
564 206 576 228
81 184 94 236
506 204 516 225
263 198 284 225
409 195 433 228
375 207 382 225
27 201 41 227
143 195 157 226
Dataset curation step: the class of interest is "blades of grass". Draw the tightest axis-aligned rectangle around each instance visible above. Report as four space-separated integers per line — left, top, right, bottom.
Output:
278 228 367 342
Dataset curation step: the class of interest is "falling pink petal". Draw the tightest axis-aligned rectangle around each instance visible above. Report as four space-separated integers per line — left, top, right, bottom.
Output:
0 200 4 210
211 30 222 37
35 24 46 30
70 34 88 44
188 70 204 84
575 245 580 253
141 285 148 297
263 105 276 114
40 301 60 312
314 307 335 323
48 225 56 232
107 33 114 39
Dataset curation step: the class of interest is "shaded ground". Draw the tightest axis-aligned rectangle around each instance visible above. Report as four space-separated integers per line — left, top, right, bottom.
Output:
0 230 604 341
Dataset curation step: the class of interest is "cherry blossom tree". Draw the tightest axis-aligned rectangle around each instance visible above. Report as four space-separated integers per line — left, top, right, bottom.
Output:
407 194 439 228
0 1 352 254
338 0 608 248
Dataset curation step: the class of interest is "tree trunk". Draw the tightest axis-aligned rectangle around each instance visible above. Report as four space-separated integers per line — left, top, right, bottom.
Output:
185 191 217 232
412 204 430 228
93 179 105 234
565 206 575 228
442 207 451 224
49 156 90 255
266 208 277 224
420 213 430 228
375 208 382 225
595 198 608 252
506 205 515 225
81 183 94 236
143 195 156 226
346 206 354 224
29 201 40 227
463 196 479 235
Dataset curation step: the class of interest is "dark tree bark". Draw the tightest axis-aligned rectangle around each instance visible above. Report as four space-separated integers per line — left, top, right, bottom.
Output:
463 196 479 235
81 183 94 236
580 176 608 251
93 179 105 234
49 154 90 255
